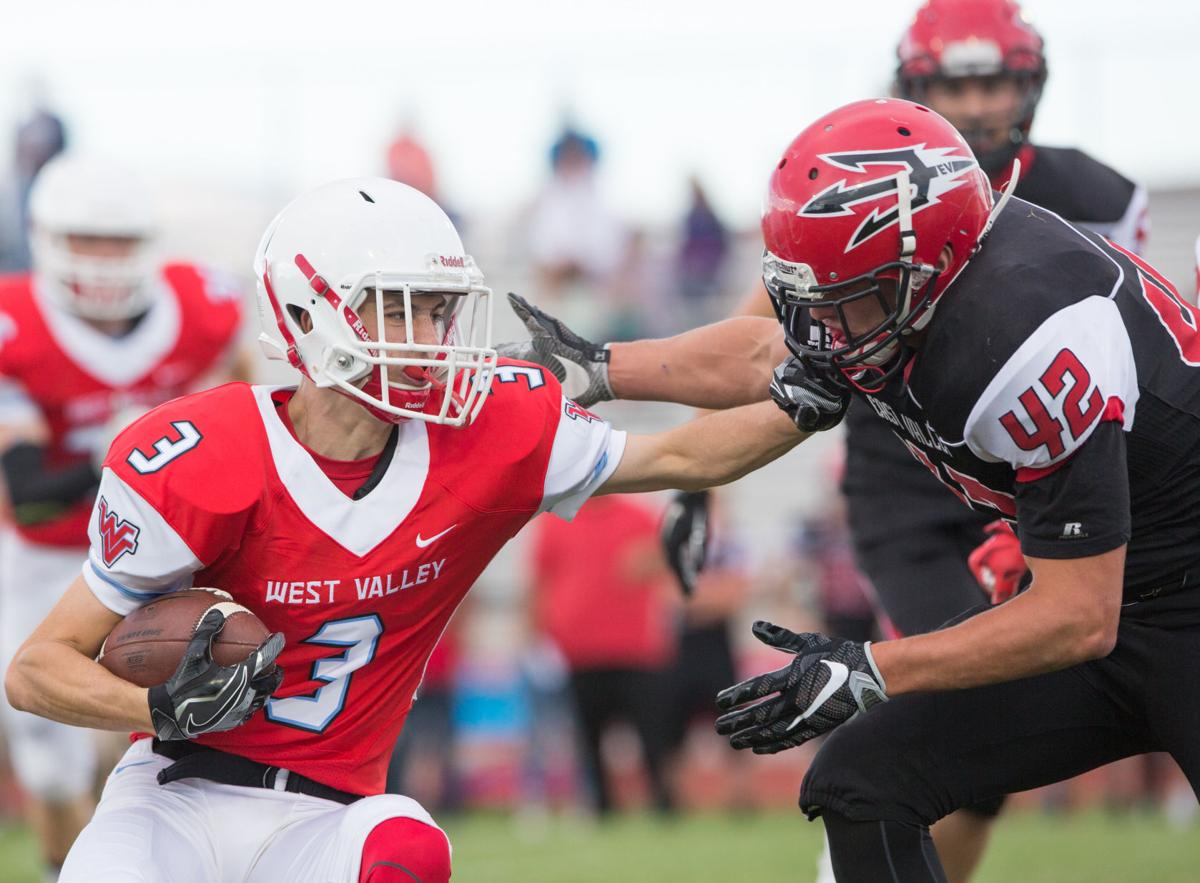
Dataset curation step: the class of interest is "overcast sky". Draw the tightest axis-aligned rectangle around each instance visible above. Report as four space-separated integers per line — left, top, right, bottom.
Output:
2 0 1197 226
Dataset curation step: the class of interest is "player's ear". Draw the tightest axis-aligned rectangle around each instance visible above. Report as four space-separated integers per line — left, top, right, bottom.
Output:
287 306 314 334
937 244 954 273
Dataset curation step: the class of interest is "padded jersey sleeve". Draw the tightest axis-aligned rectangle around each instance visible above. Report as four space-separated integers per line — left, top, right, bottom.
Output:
1013 419 1130 559
83 469 203 615
87 385 261 613
538 397 627 520
963 295 1138 472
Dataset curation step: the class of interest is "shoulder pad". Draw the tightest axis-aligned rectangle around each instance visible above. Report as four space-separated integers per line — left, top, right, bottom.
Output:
964 296 1137 471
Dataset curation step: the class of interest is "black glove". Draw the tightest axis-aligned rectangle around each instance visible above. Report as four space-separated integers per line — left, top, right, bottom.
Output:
661 489 710 598
495 293 613 406
715 621 887 755
148 609 285 741
769 357 851 433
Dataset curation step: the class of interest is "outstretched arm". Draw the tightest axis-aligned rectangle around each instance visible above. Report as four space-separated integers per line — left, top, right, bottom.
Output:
600 399 806 495
498 293 787 409
607 316 787 408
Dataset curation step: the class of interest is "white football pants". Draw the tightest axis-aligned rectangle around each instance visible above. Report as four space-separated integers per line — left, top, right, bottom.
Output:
61 738 447 883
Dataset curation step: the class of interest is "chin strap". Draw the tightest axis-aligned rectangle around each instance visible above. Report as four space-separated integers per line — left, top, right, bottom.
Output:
979 157 1021 245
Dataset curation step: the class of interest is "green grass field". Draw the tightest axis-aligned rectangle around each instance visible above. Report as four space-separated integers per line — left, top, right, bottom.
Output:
3 810 1196 881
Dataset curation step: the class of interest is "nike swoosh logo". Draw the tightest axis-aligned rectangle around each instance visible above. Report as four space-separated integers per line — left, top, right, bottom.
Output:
552 355 591 400
415 524 458 548
786 660 849 733
178 665 248 735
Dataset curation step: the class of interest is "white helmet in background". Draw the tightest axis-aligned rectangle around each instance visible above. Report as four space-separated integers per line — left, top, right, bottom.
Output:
28 155 159 320
255 177 497 427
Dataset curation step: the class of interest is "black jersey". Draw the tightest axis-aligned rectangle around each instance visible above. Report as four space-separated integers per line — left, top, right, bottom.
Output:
862 198 1200 613
842 144 1148 546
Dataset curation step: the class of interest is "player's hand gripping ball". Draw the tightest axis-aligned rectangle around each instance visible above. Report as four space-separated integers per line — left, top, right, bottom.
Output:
99 588 284 740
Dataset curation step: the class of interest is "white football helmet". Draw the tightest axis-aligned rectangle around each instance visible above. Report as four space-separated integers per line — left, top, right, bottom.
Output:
255 178 497 427
28 155 159 320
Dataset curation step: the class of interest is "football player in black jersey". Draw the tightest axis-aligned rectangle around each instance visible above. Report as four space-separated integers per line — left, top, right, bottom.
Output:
830 2 1148 876
499 97 1200 881
671 4 1148 878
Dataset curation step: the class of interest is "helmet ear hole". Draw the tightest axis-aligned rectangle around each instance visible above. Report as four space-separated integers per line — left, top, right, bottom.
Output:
287 305 314 333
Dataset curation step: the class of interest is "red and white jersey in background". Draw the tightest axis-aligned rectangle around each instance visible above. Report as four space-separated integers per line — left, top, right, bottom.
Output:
0 263 241 547
85 365 625 796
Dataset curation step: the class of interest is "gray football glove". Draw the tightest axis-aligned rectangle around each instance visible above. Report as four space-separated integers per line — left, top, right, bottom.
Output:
769 356 851 433
496 293 613 407
715 621 887 755
148 609 284 741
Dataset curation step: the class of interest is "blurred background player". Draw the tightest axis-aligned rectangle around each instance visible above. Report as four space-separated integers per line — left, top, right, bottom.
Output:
0 154 244 880
530 494 679 816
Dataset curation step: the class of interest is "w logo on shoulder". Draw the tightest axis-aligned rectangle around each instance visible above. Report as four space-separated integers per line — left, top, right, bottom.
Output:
98 496 141 567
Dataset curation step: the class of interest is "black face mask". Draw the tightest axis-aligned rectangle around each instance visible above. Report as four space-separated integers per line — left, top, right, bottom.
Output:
765 258 939 393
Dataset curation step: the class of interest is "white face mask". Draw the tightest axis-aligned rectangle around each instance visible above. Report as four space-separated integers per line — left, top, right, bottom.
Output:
32 230 156 320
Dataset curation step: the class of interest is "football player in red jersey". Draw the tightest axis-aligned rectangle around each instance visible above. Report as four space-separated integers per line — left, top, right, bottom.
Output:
3 177 824 882
500 98 1200 882
0 154 245 879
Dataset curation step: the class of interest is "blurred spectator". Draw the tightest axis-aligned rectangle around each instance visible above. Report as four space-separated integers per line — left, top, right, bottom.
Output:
794 509 879 643
384 127 462 231
676 176 729 308
526 125 628 307
386 132 437 199
605 228 675 341
0 91 67 271
663 497 759 810
530 494 677 815
516 634 580 820
665 503 747 753
386 627 462 814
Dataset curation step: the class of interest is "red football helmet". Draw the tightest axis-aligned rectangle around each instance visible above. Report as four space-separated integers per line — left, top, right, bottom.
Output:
762 98 994 388
896 0 1046 174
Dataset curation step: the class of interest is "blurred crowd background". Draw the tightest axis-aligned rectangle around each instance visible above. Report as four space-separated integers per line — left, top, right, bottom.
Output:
0 0 1198 840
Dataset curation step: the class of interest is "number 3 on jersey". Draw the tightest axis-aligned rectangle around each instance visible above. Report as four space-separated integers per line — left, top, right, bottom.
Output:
127 421 202 474
265 615 384 733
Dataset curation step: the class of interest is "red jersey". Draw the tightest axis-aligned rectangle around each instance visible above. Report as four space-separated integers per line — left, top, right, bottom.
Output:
532 495 675 670
85 367 625 796
0 264 241 546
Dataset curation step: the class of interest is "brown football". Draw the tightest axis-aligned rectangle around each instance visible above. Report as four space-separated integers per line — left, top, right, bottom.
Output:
98 588 271 688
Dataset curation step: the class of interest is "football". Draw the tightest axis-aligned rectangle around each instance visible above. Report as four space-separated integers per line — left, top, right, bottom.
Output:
98 588 271 688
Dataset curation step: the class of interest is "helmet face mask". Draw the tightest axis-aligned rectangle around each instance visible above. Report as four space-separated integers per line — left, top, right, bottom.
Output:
256 178 498 428
766 253 939 390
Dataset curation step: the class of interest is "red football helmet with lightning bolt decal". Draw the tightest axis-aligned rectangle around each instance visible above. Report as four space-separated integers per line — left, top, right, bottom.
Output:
762 98 997 389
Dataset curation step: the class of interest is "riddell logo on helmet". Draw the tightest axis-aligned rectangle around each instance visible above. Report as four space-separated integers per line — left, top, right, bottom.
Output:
439 255 465 268
799 145 978 252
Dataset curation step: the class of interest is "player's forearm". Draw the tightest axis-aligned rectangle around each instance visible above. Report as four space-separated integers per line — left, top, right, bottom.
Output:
611 400 806 494
6 640 153 732
607 317 787 408
870 581 1119 695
